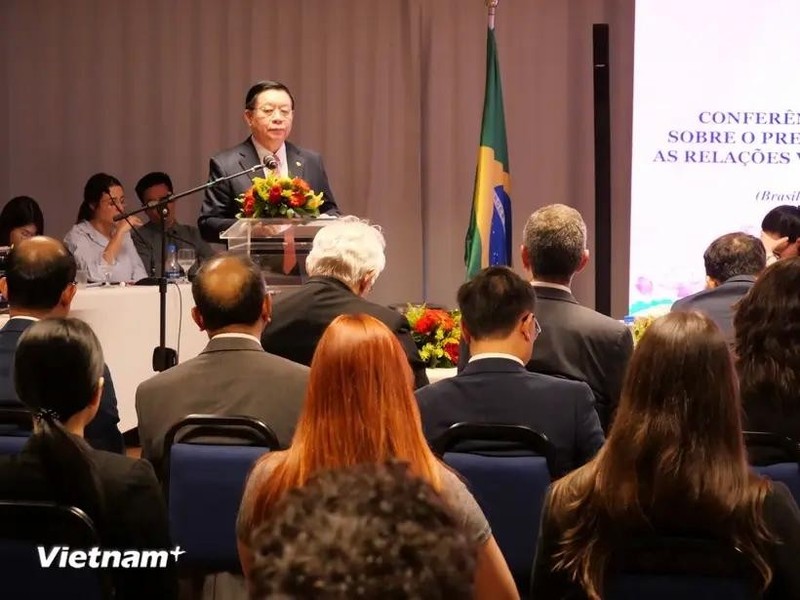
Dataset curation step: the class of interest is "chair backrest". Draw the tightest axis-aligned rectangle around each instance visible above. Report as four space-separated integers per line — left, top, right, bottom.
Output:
433 423 555 595
163 415 279 574
0 408 33 453
0 501 113 599
605 536 760 600
744 431 800 504
0 434 28 455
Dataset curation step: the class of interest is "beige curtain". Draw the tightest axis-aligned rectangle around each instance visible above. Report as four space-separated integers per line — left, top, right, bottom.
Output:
1 0 634 316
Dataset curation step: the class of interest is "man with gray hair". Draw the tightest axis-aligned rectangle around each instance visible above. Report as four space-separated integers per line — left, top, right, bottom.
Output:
261 217 429 388
520 204 632 429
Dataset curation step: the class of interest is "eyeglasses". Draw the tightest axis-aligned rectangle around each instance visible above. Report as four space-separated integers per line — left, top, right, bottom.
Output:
253 106 293 118
105 196 125 207
523 313 542 339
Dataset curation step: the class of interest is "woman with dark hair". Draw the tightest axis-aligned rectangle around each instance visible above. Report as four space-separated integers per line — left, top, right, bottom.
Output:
735 257 800 463
761 204 800 263
0 196 44 246
0 318 176 598
237 314 518 599
63 173 147 283
531 311 800 599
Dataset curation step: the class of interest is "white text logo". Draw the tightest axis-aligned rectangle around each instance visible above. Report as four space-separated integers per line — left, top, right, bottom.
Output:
37 546 185 568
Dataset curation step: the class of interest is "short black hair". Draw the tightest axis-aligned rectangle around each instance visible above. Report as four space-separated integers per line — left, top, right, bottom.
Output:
5 240 77 310
249 461 476 599
245 81 295 110
0 196 44 246
703 232 765 283
76 173 122 223
191 254 265 330
458 266 536 340
134 172 173 204
761 205 800 243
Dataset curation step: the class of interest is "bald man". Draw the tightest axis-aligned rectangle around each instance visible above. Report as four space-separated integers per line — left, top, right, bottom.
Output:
0 236 124 452
135 254 309 471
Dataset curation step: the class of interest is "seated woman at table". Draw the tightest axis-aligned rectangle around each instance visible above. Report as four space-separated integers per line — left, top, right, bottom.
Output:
64 173 147 283
0 195 44 247
530 311 800 599
0 318 176 598
237 314 518 599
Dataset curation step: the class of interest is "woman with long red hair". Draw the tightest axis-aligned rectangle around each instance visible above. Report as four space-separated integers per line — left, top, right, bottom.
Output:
237 313 518 599
530 311 800 599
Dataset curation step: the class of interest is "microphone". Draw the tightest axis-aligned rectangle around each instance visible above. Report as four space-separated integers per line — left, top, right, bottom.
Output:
263 154 279 171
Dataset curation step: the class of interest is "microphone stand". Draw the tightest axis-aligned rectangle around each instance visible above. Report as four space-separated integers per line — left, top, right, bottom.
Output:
114 161 268 372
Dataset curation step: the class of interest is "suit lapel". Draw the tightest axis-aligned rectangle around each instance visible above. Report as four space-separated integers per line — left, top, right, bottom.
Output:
238 138 262 184
286 143 305 180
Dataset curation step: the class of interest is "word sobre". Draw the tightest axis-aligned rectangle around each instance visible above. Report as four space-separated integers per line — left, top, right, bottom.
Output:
37 546 185 568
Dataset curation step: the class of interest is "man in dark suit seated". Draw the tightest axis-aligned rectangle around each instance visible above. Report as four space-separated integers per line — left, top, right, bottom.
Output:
416 267 604 477
458 206 633 429
671 232 765 345
132 171 216 277
136 254 309 473
0 237 124 453
261 217 429 389
198 80 339 243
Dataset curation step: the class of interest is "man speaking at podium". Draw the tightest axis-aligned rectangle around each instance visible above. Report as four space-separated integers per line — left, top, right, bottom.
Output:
198 81 339 243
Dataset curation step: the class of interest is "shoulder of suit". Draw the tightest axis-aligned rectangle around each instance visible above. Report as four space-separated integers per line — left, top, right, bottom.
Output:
552 301 627 333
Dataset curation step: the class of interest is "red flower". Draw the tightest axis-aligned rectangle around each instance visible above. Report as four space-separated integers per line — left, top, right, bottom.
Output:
413 310 439 335
289 193 305 208
243 190 256 216
292 177 311 193
444 342 460 364
268 185 283 204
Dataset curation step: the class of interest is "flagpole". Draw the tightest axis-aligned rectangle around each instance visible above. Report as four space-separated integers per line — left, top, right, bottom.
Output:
486 0 499 30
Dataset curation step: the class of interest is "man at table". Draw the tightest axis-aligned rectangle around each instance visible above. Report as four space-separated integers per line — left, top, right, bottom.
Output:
136 254 309 473
133 171 215 277
198 81 339 243
0 237 124 453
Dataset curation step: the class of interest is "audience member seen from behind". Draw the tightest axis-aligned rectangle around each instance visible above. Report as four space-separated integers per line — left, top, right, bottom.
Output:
136 254 309 473
261 217 429 388
513 204 632 429
248 461 477 600
416 266 604 478
0 318 176 599
0 196 44 247
64 173 147 283
735 257 800 464
760 204 800 264
0 237 123 453
531 312 800 600
132 171 215 278
239 314 518 600
671 232 765 345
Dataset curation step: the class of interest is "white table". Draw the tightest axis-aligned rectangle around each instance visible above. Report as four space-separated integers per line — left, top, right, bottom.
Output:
1 283 209 433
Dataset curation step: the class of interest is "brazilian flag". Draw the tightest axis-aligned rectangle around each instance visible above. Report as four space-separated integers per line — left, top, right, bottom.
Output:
464 25 512 279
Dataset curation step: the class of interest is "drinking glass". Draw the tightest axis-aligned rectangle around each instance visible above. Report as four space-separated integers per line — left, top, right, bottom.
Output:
100 260 115 286
177 249 196 282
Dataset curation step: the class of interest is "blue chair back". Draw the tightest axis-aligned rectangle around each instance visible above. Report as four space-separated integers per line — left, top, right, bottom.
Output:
0 501 112 599
0 408 32 454
605 537 759 600
432 423 556 596
167 443 268 572
163 415 280 573
0 435 28 455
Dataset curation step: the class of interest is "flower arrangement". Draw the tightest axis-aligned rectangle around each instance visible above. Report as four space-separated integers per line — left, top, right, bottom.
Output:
237 174 324 219
405 304 462 368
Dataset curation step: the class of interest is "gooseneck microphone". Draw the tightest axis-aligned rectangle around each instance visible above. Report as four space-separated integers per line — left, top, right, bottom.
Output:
110 198 155 275
263 154 279 171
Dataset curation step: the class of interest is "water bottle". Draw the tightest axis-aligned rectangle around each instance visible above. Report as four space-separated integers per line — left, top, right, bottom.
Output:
165 244 181 280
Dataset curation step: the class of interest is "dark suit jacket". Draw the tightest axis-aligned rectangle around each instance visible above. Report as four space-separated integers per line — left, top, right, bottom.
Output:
671 275 755 346
136 336 309 473
0 317 124 453
261 276 429 389
198 138 339 242
416 357 604 477
0 434 176 599
458 285 633 429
